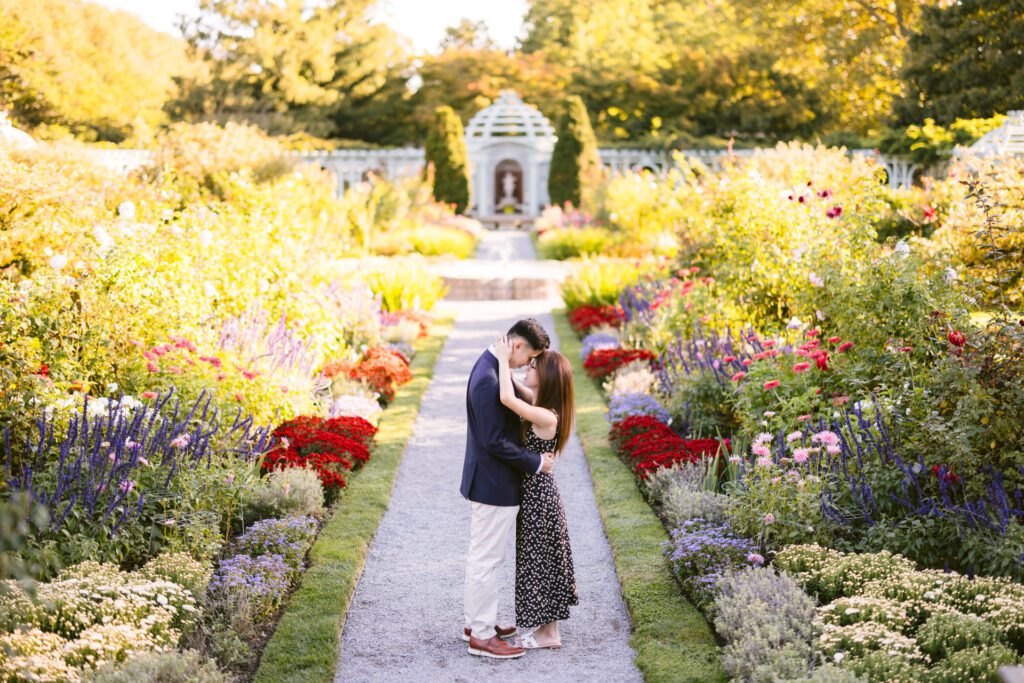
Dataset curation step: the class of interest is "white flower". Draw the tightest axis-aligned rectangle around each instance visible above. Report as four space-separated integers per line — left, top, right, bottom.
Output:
117 201 136 219
49 253 68 270
894 240 910 258
808 271 824 287
198 229 213 248
93 226 115 253
943 266 958 283
834 652 845 663
107 382 119 393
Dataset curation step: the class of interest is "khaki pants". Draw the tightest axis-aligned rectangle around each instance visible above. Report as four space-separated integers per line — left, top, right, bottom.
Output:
463 501 519 640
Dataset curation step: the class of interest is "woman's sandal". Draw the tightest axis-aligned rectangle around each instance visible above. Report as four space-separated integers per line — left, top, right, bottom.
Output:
516 631 562 650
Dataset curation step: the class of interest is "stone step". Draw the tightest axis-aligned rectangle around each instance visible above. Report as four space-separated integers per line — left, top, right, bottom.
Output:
428 258 569 302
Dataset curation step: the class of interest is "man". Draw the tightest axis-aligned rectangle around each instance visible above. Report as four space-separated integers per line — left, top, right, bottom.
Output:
461 318 554 659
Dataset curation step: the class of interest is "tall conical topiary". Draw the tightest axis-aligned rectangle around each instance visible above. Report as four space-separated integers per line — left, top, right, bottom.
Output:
548 95 601 209
425 106 471 214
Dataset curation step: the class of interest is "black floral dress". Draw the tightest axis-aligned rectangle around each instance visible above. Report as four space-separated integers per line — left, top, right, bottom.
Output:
516 423 579 629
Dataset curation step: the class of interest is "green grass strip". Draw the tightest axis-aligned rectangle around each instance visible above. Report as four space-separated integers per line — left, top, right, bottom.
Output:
254 317 454 683
553 310 725 683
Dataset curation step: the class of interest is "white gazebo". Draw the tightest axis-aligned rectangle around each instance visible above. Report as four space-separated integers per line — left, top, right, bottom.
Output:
0 112 37 150
464 91 556 219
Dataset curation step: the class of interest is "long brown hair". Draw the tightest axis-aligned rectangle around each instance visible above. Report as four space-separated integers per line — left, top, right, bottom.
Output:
532 350 575 455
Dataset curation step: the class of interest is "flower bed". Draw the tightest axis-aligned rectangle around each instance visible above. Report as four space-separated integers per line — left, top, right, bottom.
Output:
561 150 1024 676
583 348 657 380
0 126 445 682
264 416 377 497
569 304 624 334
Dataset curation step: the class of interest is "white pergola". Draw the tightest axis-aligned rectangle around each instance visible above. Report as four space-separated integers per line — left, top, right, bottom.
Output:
464 91 556 219
968 110 1024 157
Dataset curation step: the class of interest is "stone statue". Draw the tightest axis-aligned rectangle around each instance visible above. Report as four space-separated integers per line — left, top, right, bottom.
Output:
501 171 517 201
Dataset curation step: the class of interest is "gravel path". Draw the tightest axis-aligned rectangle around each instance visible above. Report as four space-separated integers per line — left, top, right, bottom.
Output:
333 300 642 682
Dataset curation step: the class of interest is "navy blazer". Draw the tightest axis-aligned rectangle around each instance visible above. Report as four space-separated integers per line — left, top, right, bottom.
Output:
460 350 543 506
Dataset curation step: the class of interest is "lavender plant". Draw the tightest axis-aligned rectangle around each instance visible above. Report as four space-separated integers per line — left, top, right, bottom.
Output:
662 518 759 609
234 515 317 574
580 332 620 362
207 554 291 621
606 392 670 424
4 388 272 569
218 308 320 380
715 568 821 682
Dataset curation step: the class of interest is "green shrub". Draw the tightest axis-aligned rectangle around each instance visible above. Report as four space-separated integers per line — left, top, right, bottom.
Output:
845 651 929 683
359 262 446 313
879 116 1005 167
536 226 615 259
139 552 214 598
926 644 1020 683
715 568 820 682
548 95 601 210
424 106 470 213
373 225 477 258
84 650 228 683
244 467 325 522
149 121 291 196
917 612 1007 661
561 258 662 308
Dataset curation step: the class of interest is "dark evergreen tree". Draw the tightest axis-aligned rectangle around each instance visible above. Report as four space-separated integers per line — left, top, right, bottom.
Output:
896 0 1024 125
548 95 601 208
424 106 471 214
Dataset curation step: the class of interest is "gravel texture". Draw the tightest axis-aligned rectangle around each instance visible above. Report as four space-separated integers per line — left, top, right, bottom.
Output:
334 300 641 682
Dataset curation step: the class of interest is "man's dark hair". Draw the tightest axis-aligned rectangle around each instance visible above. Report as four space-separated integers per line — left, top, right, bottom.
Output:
508 318 550 351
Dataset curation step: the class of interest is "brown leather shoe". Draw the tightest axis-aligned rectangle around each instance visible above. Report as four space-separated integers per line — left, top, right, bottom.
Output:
462 625 517 642
468 635 525 659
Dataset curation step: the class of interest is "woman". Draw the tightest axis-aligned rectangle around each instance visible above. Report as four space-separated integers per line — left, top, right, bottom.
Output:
493 335 579 650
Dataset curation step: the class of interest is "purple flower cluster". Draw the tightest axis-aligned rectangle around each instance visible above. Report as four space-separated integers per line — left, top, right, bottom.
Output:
658 325 772 393
5 388 272 535
662 518 759 609
235 516 317 572
618 279 665 326
219 308 319 377
735 401 1024 542
580 332 621 362
607 392 670 424
208 553 291 618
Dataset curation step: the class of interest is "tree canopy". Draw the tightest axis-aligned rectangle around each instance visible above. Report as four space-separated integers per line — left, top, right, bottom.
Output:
2 0 1018 149
896 0 1024 125
0 0 191 141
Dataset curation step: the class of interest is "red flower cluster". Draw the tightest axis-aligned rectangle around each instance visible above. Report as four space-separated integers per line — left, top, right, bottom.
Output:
264 415 378 491
931 464 961 485
569 305 623 335
583 348 656 380
609 415 727 479
324 347 413 404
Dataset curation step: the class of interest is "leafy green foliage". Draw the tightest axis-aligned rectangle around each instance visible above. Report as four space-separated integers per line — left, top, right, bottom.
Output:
880 116 1006 166
0 0 190 141
424 106 471 213
896 0 1024 125
548 96 602 209
172 0 407 138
